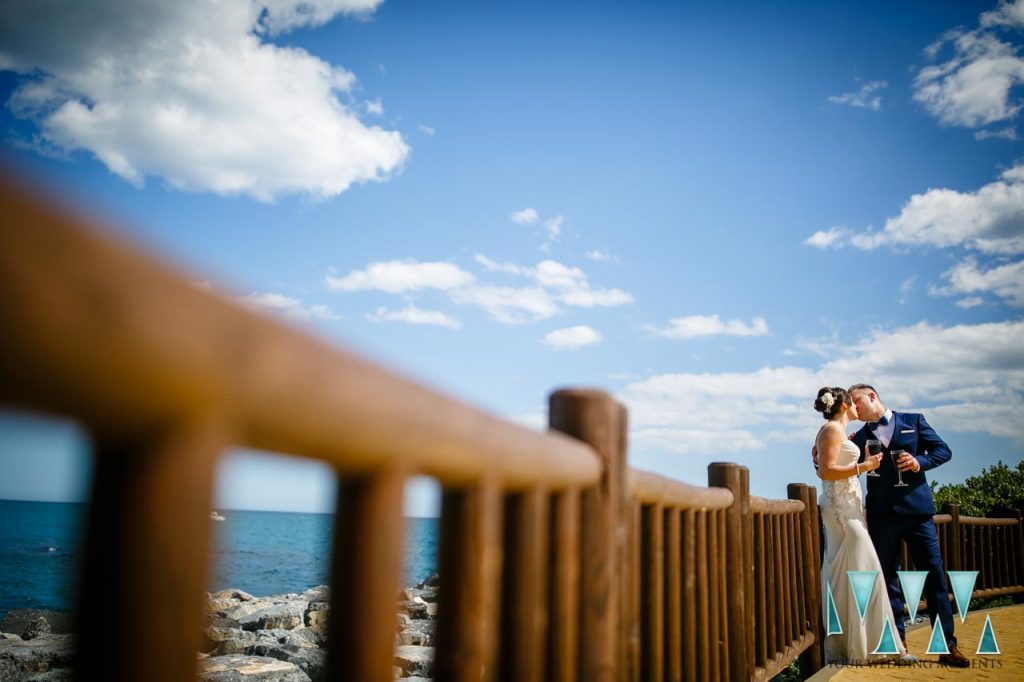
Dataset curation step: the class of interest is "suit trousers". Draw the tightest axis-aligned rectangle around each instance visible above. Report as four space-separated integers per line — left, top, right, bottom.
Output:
866 512 957 646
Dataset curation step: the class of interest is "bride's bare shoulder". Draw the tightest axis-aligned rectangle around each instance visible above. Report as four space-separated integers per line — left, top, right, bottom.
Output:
815 421 843 444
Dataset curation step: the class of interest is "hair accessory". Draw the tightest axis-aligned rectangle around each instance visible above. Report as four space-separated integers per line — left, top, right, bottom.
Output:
820 392 835 408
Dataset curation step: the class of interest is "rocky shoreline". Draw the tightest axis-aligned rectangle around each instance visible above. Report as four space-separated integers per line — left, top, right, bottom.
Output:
0 574 439 681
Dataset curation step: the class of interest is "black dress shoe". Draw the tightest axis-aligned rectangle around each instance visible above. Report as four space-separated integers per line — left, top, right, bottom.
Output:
938 644 970 668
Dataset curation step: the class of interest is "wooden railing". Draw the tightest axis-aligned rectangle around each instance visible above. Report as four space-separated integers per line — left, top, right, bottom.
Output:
4 171 1019 681
0 171 827 681
901 504 1024 604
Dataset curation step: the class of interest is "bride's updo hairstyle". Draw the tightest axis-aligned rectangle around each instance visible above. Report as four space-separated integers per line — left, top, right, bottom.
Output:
814 387 849 420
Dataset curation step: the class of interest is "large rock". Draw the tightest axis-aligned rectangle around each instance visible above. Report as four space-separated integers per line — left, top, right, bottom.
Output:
21 618 50 641
396 620 434 647
304 601 330 632
238 603 307 632
208 629 258 656
206 589 256 613
0 634 74 674
394 646 434 678
220 599 277 622
198 654 310 681
249 645 327 682
0 611 74 637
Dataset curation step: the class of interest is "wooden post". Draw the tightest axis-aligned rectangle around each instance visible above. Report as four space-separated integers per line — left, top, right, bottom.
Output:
943 502 961 571
75 414 228 682
665 508 682 682
695 511 710 682
625 499 641 682
681 510 697 682
707 510 721 681
621 405 640 682
434 480 504 682
548 488 581 682
641 504 665 682
708 463 752 682
753 513 767 669
500 487 550 682
326 466 407 681
1011 511 1024 604
716 510 730 681
789 483 822 679
549 389 626 682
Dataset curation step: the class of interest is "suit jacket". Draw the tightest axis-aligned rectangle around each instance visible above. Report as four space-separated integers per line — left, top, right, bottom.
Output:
851 412 952 519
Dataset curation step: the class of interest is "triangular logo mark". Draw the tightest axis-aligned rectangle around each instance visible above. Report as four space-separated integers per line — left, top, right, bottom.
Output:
847 570 878 624
926 618 950 655
826 581 843 636
947 571 979 623
977 615 1000 655
897 571 928 622
872 616 900 655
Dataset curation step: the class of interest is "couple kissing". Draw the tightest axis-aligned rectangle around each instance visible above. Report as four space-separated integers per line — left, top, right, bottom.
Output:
812 384 969 667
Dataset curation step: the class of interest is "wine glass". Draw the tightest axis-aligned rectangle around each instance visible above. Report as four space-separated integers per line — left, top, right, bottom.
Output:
891 449 910 487
865 439 882 477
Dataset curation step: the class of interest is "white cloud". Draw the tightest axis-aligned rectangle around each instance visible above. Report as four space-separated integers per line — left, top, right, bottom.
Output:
819 165 1024 255
653 314 769 340
914 4 1024 131
449 285 559 325
510 208 539 225
585 250 614 262
238 292 341 321
827 80 888 111
331 253 632 326
258 0 383 33
621 320 1024 456
325 259 474 294
474 255 634 310
804 226 850 249
365 98 384 115
0 0 406 201
939 257 1024 306
975 127 1019 140
417 124 436 136
367 304 461 329
956 296 985 308
544 215 564 240
981 0 1024 29
543 325 603 349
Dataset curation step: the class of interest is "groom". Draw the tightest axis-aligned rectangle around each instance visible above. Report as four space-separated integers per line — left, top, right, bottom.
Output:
847 384 969 667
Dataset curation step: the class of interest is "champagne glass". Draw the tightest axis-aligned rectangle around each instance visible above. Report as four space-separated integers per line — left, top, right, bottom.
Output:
865 439 882 477
891 449 910 487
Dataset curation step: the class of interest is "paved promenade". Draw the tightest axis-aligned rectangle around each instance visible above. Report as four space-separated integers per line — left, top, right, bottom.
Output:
810 604 1023 681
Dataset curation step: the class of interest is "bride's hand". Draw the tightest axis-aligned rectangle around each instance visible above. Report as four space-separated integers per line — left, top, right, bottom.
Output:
863 453 883 472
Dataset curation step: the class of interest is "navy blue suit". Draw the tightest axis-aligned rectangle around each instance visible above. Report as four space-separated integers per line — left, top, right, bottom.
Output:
851 412 956 644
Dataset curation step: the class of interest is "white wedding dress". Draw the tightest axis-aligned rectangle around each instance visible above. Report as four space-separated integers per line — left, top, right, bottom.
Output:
819 436 907 663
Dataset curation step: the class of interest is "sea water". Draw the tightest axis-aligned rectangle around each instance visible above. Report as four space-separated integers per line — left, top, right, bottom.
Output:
0 500 439 618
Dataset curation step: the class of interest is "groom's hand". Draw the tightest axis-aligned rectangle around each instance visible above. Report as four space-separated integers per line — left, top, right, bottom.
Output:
895 453 921 473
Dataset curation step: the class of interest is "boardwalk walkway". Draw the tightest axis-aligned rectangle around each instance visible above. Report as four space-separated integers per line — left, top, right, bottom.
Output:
810 604 1024 681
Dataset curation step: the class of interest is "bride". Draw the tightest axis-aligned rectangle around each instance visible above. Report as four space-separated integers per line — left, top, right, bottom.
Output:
814 386 913 664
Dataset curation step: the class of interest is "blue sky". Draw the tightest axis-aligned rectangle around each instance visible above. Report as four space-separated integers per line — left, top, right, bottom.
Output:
1 0 1022 515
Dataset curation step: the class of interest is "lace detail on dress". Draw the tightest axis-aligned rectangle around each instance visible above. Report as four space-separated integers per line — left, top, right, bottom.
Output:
822 476 863 524
820 439 865 525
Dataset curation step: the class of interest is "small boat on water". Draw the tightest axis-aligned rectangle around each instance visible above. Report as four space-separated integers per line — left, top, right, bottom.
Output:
209 511 226 522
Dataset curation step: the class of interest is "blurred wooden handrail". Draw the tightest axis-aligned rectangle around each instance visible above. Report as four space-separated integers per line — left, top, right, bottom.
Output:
630 469 735 509
749 496 804 515
961 516 1020 527
0 170 600 491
